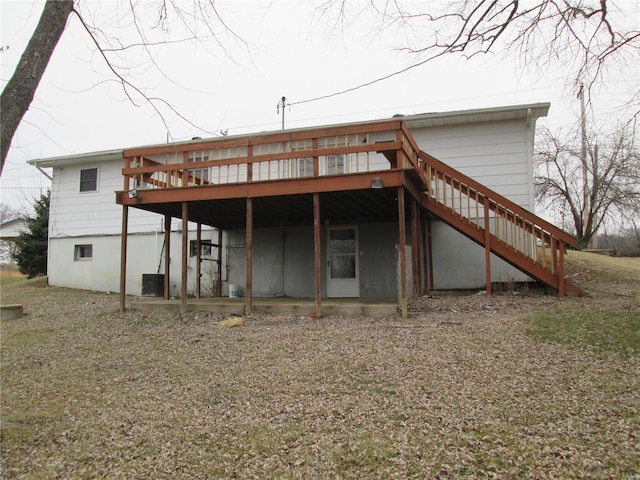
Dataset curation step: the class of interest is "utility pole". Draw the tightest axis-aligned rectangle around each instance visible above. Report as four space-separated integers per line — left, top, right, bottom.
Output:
592 144 598 248
277 96 287 130
578 83 589 245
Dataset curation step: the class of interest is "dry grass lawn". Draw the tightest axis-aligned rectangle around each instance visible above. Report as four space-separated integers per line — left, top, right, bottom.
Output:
0 268 26 287
1 251 639 479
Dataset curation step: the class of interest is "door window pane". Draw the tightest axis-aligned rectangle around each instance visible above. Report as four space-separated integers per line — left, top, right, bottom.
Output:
330 229 355 254
331 255 356 279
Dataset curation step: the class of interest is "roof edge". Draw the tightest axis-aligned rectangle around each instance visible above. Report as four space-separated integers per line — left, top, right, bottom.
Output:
28 149 123 168
400 102 550 129
26 102 549 167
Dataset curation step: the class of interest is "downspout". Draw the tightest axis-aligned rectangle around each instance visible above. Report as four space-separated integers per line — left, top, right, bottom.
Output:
525 108 536 213
32 161 53 285
524 107 536 259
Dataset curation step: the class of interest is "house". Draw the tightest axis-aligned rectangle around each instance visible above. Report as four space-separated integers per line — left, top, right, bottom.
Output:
0 216 29 242
28 103 579 317
0 217 28 269
28 150 221 296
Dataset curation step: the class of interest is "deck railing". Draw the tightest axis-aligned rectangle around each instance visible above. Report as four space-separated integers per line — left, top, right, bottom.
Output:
122 121 421 192
417 151 577 292
121 119 578 294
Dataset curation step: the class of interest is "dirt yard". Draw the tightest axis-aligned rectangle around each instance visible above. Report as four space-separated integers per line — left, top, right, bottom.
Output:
1 251 639 479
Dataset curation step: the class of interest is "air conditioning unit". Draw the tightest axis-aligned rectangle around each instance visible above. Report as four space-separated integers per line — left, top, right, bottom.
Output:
142 274 164 296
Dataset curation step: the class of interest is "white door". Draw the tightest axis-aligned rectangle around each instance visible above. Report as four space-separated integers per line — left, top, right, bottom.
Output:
327 226 359 297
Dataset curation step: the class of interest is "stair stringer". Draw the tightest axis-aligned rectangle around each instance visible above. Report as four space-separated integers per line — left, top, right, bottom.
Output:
419 151 586 296
422 196 585 295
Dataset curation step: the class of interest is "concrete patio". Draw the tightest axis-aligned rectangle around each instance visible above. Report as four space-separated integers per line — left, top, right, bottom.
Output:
129 296 398 316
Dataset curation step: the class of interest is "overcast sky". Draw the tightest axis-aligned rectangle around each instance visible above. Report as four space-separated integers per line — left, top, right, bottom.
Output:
1 0 638 212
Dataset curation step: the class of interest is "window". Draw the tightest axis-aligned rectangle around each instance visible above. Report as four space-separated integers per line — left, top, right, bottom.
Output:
74 244 93 260
190 240 212 257
80 168 98 192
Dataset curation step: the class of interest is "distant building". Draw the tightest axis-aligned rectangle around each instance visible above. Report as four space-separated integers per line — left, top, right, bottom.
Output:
0 216 28 269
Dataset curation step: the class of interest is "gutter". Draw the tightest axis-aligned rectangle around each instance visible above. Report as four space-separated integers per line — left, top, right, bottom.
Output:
27 149 124 169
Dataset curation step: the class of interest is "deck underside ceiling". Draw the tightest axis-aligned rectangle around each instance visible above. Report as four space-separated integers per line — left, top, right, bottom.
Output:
131 187 404 229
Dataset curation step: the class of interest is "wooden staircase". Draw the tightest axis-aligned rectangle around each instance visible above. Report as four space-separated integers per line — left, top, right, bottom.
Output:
416 151 584 296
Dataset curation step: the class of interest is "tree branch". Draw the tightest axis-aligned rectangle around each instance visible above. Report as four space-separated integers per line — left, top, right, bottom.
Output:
0 0 74 174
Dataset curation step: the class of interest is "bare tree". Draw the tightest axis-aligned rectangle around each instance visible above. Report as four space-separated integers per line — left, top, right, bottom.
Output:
0 203 23 227
1 0 250 175
534 122 640 249
1 0 73 175
309 1 639 108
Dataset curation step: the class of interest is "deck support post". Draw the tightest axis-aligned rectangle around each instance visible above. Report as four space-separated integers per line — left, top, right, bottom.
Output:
119 205 128 312
423 210 433 292
181 202 189 313
313 193 322 317
411 198 421 297
246 197 253 316
163 215 171 300
483 197 492 295
398 187 408 318
216 228 223 297
558 240 565 297
196 223 202 299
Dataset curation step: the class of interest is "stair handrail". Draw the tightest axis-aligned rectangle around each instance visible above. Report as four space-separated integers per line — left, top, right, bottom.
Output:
418 150 577 249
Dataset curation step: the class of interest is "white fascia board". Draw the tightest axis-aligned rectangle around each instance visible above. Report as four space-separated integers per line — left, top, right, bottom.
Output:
125 103 552 152
27 149 123 168
400 103 550 129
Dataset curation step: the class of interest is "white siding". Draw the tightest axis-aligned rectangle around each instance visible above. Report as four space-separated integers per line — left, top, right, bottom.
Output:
49 160 164 238
410 119 534 288
0 219 28 239
411 119 533 210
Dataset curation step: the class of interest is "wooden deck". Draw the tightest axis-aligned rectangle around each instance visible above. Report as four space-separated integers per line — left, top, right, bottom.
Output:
114 118 580 317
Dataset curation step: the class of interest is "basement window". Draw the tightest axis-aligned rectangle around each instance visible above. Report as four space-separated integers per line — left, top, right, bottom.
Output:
190 240 212 257
74 244 93 260
79 168 98 192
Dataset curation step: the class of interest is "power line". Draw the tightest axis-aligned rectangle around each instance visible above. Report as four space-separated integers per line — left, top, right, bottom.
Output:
288 60 431 107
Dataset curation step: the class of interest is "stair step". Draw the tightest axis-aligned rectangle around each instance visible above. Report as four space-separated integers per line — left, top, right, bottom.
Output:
418 150 578 296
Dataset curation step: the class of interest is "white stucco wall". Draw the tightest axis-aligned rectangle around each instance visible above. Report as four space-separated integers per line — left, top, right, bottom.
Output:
47 229 221 296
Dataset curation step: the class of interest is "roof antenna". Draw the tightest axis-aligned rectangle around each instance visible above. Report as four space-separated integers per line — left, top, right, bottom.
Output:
276 96 289 130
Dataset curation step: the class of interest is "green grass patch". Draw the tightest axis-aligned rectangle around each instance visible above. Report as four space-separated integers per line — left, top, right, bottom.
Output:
526 307 640 356
0 276 28 287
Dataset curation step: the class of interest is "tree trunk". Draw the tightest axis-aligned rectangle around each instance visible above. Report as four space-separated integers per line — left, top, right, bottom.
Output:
0 0 74 174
